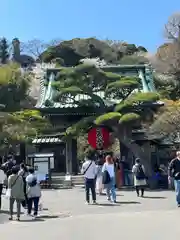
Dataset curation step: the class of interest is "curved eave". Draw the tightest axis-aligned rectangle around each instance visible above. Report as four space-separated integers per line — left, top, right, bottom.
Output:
101 64 146 70
35 64 157 110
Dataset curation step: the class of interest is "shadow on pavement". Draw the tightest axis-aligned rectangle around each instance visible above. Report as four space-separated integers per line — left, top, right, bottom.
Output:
142 196 167 199
42 208 48 211
146 189 173 192
79 190 124 197
117 201 141 204
97 203 120 207
12 214 66 223
0 210 23 214
19 218 45 223
37 214 59 219
97 201 140 207
99 193 124 197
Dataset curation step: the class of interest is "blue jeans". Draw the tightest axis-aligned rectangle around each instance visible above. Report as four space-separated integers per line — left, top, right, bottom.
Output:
124 170 131 186
85 178 96 202
106 177 116 201
27 197 40 216
174 180 180 204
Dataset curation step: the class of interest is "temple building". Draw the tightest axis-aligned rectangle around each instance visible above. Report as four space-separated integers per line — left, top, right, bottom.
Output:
30 63 165 177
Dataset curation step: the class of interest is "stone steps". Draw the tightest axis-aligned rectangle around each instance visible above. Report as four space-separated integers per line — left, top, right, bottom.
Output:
51 174 85 188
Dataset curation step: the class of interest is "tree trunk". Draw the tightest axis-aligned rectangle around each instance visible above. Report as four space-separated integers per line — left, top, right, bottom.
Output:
117 127 152 177
120 141 129 160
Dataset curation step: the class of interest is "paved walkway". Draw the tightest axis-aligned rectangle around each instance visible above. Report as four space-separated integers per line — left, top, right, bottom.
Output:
0 189 179 240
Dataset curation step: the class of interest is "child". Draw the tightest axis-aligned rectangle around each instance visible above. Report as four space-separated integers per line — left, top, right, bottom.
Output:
26 168 41 219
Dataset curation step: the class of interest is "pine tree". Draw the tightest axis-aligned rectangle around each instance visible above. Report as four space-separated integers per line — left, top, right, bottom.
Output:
52 63 160 174
0 38 9 64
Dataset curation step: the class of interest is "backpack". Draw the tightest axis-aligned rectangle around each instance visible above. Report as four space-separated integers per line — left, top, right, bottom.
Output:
135 165 145 180
102 165 111 184
28 179 37 187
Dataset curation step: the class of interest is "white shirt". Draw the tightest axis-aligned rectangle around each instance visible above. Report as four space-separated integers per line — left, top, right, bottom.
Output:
81 160 97 179
26 173 41 198
26 173 37 183
102 163 115 178
0 169 6 184
132 163 145 174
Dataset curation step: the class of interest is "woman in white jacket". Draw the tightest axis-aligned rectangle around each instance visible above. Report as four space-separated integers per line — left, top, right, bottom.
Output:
132 158 146 197
0 166 6 209
102 155 116 203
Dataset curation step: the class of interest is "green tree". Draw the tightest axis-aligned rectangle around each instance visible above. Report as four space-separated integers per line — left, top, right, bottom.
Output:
148 100 180 141
0 109 49 146
124 44 138 55
137 46 148 52
54 64 160 172
0 63 51 147
41 38 118 65
118 54 149 65
153 74 179 100
0 38 9 64
0 63 30 111
41 38 149 66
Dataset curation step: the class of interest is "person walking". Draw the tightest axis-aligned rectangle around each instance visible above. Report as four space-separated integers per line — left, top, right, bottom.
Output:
102 155 116 203
2 155 16 178
132 158 146 197
96 156 104 195
0 166 6 209
7 166 25 221
18 163 28 208
81 150 97 204
168 151 180 207
26 168 41 218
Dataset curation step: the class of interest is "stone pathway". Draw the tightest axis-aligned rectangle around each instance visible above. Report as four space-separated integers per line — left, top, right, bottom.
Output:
0 189 179 239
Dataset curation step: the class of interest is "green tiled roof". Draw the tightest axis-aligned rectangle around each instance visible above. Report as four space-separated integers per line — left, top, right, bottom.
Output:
35 64 156 109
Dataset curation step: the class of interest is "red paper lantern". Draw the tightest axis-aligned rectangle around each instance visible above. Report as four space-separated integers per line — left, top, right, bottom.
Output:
88 127 110 150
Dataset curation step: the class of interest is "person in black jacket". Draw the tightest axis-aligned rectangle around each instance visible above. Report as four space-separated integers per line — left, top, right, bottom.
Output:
168 151 180 207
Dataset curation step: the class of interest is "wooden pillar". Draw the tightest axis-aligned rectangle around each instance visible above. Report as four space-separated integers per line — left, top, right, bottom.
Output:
20 143 26 162
65 138 72 175
72 139 78 174
141 141 152 176
120 141 129 160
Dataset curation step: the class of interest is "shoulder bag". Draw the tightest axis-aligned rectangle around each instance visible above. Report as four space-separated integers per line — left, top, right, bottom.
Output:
83 161 93 175
6 175 19 198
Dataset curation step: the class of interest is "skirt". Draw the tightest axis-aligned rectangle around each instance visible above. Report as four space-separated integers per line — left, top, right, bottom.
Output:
134 177 146 187
96 176 103 191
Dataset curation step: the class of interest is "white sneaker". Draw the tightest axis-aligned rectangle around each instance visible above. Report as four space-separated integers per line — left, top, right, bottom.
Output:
39 203 43 211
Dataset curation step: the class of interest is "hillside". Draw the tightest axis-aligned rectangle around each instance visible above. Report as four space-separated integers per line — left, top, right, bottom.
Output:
40 37 148 66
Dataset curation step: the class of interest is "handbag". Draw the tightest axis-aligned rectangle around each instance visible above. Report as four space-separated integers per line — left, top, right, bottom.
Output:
102 164 111 185
5 188 11 198
5 175 19 198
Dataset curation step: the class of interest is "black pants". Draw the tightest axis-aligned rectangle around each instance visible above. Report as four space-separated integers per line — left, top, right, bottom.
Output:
21 181 28 207
0 184 3 209
27 197 40 216
85 178 96 202
135 186 144 196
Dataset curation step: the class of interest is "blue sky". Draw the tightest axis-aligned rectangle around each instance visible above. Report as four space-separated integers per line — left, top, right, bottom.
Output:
1 0 179 52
